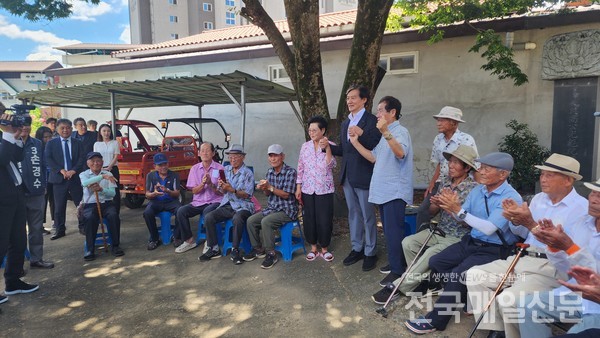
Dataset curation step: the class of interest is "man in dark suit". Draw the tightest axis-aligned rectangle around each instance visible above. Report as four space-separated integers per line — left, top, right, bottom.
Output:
45 118 85 240
0 112 39 305
325 85 381 271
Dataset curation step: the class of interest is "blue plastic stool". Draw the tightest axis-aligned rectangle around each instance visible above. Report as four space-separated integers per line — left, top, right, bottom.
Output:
197 215 224 245
220 219 252 255
157 211 173 245
1 248 31 268
404 213 417 236
83 218 113 253
274 220 306 262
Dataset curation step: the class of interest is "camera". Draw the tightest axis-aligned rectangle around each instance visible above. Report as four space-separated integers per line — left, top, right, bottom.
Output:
0 103 34 127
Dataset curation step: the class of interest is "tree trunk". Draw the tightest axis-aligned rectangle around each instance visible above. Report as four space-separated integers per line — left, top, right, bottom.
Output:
335 0 394 123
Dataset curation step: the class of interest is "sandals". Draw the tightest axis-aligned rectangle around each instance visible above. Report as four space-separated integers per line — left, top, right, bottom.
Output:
322 251 334 262
306 251 319 261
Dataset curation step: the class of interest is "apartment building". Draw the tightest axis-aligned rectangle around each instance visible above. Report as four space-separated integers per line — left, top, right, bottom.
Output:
129 0 357 44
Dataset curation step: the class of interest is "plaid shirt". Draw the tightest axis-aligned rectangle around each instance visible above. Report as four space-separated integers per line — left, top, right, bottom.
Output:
219 163 255 213
263 163 298 219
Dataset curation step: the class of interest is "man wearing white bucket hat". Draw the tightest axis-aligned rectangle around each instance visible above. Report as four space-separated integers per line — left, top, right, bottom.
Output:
415 106 478 235
466 153 588 338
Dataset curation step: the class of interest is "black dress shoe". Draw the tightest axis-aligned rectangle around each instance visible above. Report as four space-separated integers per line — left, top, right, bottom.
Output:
30 260 55 269
342 250 365 266
362 255 378 271
487 331 506 338
111 246 125 257
84 252 96 261
43 228 51 235
50 232 65 240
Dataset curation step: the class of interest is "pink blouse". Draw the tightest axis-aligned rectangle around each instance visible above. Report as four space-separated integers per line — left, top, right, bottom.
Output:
296 140 336 195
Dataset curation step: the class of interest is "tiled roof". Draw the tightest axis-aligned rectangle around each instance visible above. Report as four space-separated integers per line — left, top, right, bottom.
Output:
0 61 63 72
114 9 357 57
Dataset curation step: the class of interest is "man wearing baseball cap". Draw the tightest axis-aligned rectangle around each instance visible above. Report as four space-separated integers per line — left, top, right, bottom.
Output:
405 152 522 334
143 153 181 250
244 144 297 269
416 106 478 239
467 153 588 338
79 152 123 261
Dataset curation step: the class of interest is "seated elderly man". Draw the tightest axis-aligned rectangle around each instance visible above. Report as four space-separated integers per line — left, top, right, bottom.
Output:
173 142 223 253
80 152 123 261
143 153 181 250
466 153 588 338
199 144 254 263
517 178 600 337
244 144 297 269
404 152 522 335
372 145 478 304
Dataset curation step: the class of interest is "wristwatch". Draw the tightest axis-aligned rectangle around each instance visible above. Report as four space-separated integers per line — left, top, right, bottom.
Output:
458 209 468 220
269 186 274 193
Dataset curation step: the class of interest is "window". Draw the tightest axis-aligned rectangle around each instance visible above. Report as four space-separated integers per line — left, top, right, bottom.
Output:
169 15 178 23
204 21 214 30
168 0 177 4
225 0 235 6
268 65 289 83
203 3 212 11
225 11 235 25
379 51 419 74
170 33 179 39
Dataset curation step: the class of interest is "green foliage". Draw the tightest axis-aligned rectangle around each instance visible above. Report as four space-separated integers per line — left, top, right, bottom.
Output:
390 0 597 86
0 0 100 21
470 30 528 86
28 107 43 135
498 119 550 194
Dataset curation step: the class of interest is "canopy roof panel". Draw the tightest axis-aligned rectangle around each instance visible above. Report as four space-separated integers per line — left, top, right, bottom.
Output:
17 71 297 109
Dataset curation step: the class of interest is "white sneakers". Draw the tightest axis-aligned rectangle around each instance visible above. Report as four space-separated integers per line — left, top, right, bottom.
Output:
175 241 197 253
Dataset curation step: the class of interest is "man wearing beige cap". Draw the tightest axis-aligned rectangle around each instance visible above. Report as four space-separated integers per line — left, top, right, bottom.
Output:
466 153 589 338
415 106 478 238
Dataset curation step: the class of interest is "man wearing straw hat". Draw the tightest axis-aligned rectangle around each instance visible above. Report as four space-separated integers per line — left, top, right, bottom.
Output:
80 152 123 261
466 153 588 338
416 106 478 234
517 178 600 337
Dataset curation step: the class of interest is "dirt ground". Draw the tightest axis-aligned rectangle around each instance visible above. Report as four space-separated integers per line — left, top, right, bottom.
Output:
1 199 486 338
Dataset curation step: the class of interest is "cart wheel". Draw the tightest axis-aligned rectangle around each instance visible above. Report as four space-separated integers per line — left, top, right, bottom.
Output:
123 194 145 209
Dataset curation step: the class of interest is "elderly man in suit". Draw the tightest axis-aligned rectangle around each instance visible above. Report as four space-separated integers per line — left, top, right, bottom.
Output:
324 84 381 271
45 118 86 240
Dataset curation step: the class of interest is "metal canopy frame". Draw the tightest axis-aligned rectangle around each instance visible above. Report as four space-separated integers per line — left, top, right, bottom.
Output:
17 70 300 146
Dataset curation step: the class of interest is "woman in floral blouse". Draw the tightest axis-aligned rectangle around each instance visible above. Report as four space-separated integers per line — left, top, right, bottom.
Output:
295 116 337 262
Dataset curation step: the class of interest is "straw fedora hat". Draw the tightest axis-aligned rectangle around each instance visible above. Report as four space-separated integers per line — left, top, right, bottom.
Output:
584 179 600 192
443 145 478 171
534 153 582 181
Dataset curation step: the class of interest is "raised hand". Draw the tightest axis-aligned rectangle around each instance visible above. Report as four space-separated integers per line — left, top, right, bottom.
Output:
533 218 574 250
502 200 535 229
559 266 600 303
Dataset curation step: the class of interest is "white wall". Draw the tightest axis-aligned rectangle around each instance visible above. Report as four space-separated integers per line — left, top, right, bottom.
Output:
59 21 600 184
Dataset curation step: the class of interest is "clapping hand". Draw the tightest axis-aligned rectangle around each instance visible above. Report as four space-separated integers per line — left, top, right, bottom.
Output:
559 266 600 303
502 199 535 229
533 218 574 251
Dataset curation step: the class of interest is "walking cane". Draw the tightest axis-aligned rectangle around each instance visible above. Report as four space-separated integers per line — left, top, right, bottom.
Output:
467 242 530 338
376 222 446 318
94 190 109 253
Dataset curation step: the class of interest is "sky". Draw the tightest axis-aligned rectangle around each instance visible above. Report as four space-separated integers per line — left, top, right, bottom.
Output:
0 0 130 63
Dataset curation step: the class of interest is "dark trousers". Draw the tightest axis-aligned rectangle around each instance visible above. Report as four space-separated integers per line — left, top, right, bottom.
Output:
426 235 503 330
110 166 121 214
83 201 120 251
0 187 27 285
44 182 55 223
175 202 219 241
52 179 83 233
143 199 181 242
302 192 333 248
380 199 408 275
416 182 440 231
204 204 251 249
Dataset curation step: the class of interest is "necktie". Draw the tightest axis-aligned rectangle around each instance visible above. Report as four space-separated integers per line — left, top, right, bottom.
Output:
64 139 72 171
